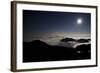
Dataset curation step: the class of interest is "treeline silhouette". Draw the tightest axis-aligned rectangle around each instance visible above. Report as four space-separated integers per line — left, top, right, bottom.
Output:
23 40 91 62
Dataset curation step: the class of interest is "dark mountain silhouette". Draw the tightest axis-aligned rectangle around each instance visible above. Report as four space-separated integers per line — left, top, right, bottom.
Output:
23 40 91 62
60 37 76 42
76 44 91 50
76 39 90 43
60 37 90 43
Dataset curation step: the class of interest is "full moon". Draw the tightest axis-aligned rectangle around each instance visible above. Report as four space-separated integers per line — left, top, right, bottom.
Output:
77 18 82 25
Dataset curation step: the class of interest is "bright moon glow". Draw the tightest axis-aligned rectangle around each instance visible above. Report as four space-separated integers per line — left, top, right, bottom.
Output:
77 18 82 24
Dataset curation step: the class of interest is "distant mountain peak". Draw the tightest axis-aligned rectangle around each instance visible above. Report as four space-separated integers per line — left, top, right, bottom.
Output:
60 37 76 42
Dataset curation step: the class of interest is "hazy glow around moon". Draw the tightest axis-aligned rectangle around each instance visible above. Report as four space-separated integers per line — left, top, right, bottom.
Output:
77 18 82 24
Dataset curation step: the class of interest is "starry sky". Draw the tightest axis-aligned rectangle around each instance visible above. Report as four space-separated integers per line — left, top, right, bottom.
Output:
23 10 91 42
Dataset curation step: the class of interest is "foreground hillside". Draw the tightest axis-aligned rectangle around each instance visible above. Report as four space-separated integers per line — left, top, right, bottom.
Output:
23 40 91 62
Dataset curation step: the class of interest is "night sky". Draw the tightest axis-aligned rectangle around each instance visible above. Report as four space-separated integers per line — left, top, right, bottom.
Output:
23 10 91 42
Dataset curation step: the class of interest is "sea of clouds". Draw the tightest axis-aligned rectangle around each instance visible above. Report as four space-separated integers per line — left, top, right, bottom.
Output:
31 32 91 48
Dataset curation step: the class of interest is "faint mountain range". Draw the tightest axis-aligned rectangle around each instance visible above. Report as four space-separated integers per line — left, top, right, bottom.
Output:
59 37 90 48
60 37 90 43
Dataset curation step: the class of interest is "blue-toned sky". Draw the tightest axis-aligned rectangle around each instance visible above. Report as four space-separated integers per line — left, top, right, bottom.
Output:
23 10 91 42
